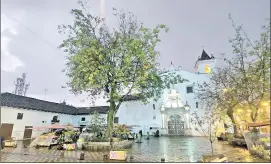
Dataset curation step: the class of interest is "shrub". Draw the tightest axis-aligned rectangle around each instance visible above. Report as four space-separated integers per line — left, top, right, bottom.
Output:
251 145 270 160
258 137 270 143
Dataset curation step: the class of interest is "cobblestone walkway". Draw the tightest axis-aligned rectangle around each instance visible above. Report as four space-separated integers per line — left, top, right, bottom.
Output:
1 136 269 162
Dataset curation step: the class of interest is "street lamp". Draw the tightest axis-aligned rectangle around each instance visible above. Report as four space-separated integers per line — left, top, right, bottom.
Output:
262 101 270 107
184 101 190 110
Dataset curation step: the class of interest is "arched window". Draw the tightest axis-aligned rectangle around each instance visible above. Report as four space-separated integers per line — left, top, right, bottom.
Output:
196 102 199 108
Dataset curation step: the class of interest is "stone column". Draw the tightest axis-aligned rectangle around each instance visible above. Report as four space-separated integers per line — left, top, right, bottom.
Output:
187 113 190 129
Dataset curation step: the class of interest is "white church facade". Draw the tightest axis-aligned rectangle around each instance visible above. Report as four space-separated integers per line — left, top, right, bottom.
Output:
116 50 216 136
1 50 216 140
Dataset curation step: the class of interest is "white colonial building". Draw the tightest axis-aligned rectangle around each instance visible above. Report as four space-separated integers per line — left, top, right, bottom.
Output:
116 50 216 136
0 94 108 140
1 50 216 139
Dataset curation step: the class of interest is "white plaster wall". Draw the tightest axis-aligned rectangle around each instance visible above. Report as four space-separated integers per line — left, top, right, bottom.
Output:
116 99 163 135
1 106 81 140
1 106 108 140
116 69 211 136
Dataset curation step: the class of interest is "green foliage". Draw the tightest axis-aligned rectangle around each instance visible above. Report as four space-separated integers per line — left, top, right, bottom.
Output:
90 110 105 136
251 145 270 160
258 137 270 143
90 136 108 142
225 133 234 140
58 0 186 105
113 124 130 137
225 15 270 122
58 0 186 136
195 16 270 137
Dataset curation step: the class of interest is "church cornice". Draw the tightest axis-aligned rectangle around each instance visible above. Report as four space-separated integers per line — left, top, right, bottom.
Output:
158 62 182 74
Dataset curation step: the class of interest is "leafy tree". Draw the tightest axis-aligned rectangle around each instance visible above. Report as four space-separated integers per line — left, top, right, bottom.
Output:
58 0 186 137
224 15 270 123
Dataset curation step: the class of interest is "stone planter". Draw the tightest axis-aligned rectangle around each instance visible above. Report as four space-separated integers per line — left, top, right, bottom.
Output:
84 142 110 151
112 140 133 150
84 140 133 152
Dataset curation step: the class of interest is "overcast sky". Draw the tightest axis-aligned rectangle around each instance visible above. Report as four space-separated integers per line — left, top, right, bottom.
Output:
1 0 270 107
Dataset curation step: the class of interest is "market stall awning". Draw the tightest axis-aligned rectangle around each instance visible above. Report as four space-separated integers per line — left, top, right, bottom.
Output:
247 120 270 127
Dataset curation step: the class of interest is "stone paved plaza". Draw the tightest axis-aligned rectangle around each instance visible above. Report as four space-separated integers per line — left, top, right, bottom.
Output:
1 136 269 162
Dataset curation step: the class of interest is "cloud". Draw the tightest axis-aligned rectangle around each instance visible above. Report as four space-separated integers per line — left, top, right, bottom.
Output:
1 36 24 72
1 0 269 108
1 13 24 72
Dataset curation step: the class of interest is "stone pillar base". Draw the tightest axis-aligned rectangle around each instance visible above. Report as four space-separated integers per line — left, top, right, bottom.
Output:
184 128 192 136
161 128 168 135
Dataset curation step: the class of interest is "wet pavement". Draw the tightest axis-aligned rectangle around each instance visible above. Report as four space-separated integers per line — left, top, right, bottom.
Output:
1 136 269 162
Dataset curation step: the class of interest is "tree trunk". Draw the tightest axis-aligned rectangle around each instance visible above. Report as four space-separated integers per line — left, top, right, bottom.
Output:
210 141 214 155
227 110 239 136
106 101 116 138
250 107 259 123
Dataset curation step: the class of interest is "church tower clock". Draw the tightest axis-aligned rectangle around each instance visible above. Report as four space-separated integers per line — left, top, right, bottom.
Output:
194 49 216 74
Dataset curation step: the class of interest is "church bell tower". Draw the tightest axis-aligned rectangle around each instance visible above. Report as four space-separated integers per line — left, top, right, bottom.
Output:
194 49 216 74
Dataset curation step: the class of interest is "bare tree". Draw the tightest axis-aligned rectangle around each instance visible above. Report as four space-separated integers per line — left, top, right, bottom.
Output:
195 16 270 138
196 68 241 135
191 108 223 155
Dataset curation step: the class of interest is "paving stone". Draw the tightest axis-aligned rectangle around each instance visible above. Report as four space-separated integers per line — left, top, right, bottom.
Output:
1 137 270 162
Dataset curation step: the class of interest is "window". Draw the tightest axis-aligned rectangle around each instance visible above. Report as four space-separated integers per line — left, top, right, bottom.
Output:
186 86 193 93
52 116 58 121
196 102 199 108
114 117 119 123
81 117 86 121
17 113 23 120
153 116 156 120
51 116 60 124
153 104 155 110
